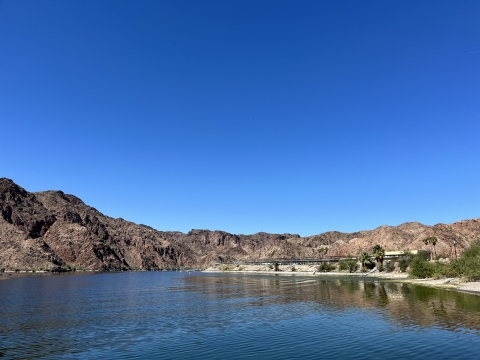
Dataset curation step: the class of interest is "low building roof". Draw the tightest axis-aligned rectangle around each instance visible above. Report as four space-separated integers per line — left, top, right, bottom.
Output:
384 250 430 256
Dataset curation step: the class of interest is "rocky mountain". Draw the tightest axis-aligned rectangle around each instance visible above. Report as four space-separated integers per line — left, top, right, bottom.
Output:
1 178 480 271
0 178 196 271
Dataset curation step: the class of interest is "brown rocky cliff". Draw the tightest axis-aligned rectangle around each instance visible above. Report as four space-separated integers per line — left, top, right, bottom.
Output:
171 230 305 264
1 178 480 270
326 220 480 258
0 178 197 271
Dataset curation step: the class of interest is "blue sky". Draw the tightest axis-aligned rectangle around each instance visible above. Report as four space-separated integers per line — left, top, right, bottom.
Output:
1 1 479 236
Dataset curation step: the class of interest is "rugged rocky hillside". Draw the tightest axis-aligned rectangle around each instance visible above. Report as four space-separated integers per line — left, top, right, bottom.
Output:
0 178 196 271
1 178 480 271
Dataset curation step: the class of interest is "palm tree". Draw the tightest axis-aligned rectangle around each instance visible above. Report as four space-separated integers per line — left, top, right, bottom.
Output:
430 237 437 259
372 245 385 268
359 252 373 272
422 238 431 260
423 236 438 260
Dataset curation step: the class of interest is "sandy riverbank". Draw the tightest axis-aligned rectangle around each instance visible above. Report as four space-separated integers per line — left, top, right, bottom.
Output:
203 264 480 295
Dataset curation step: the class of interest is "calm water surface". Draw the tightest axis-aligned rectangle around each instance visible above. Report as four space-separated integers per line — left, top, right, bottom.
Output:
1 272 480 359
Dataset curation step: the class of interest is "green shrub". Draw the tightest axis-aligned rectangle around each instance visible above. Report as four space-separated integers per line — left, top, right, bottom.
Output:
431 263 452 279
454 257 480 281
409 252 476 280
409 255 434 278
274 262 279 272
318 247 329 256
317 262 335 272
384 261 395 272
398 251 414 272
290 265 296 272
461 240 480 258
338 258 358 273
449 241 480 281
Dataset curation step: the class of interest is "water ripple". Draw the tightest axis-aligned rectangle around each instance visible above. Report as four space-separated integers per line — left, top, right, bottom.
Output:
0 272 479 359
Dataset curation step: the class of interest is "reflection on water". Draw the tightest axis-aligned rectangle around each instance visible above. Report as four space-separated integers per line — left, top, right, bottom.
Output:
182 274 480 333
0 272 479 359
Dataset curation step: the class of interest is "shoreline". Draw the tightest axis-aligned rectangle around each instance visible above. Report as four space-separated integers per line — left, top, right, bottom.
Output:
2 266 479 295
203 264 480 295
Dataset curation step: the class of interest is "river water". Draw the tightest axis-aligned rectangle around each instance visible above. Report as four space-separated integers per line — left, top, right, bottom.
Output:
0 271 479 359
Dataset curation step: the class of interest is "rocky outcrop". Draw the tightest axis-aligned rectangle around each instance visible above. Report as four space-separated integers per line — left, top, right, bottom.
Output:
0 179 197 271
170 230 304 265
1 178 480 271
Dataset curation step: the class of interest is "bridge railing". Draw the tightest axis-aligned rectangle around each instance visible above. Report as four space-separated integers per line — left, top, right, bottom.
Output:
238 256 347 265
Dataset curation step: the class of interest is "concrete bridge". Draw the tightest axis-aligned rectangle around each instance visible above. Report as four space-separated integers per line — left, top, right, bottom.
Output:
239 256 347 266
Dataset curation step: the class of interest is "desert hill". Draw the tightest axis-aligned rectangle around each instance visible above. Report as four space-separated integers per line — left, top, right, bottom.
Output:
1 178 479 271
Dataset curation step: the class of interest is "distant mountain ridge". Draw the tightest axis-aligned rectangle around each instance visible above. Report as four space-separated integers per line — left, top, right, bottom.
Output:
1 178 479 271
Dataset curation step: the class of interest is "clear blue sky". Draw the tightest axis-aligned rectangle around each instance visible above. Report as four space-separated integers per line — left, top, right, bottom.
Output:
1 1 479 236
